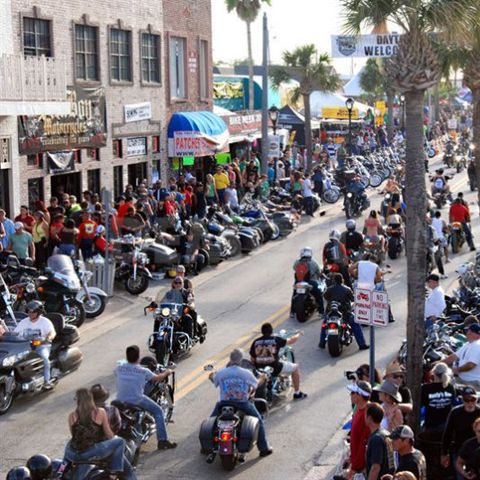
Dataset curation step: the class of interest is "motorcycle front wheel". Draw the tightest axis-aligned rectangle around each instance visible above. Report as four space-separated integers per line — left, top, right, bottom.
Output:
0 381 14 415
125 275 149 295
153 385 174 424
155 340 171 367
62 299 86 327
78 292 106 318
322 188 340 204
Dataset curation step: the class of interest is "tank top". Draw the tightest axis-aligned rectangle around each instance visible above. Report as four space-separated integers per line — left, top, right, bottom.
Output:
357 260 378 290
32 223 47 243
432 217 445 239
70 412 103 452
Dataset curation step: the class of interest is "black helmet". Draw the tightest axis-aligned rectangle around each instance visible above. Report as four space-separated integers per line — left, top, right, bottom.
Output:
26 455 52 480
25 300 44 315
6 467 31 480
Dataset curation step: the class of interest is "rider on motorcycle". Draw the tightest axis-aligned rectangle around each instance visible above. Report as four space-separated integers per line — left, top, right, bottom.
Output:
209 348 273 458
431 169 452 200
449 197 476 251
323 229 351 286
345 175 368 210
319 273 369 350
291 247 324 316
340 220 364 257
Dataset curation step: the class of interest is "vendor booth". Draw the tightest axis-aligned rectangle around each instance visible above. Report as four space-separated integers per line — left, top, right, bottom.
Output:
276 105 320 147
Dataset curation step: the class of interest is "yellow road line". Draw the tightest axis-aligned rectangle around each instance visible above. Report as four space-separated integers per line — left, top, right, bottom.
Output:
175 304 290 401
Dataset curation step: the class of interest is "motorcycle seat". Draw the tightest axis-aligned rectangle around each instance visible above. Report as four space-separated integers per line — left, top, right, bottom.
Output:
70 459 109 467
46 313 65 336
111 400 143 412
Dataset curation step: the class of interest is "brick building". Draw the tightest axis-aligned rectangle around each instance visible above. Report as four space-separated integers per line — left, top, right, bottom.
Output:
0 0 213 217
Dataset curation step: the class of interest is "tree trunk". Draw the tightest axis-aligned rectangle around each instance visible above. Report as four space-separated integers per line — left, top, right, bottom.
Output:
472 88 480 210
386 89 395 143
303 92 313 171
404 89 427 436
433 83 440 122
247 21 254 111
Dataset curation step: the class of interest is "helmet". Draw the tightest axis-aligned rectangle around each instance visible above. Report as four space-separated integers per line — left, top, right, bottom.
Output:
96 225 105 235
329 229 341 241
26 455 52 480
25 300 43 315
6 467 31 480
300 247 313 259
346 219 356 231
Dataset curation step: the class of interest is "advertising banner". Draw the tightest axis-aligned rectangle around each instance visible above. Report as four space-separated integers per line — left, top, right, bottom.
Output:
173 131 219 157
18 86 106 155
124 102 152 123
331 34 400 58
322 107 359 120
268 135 281 157
126 137 147 157
47 151 75 174
222 112 262 135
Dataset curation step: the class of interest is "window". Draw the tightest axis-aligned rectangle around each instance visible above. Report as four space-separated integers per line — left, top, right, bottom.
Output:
169 36 186 99
141 33 160 83
110 29 131 82
86 148 100 161
152 135 160 153
23 18 51 56
75 25 98 81
112 139 123 158
113 165 123 198
74 150 82 163
27 153 43 168
28 178 44 209
87 169 101 194
199 40 209 99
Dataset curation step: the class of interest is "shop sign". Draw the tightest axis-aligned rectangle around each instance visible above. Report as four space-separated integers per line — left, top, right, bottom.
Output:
0 137 10 168
126 137 147 157
18 86 106 155
322 107 359 120
222 112 262 135
188 51 197 73
173 131 218 157
47 151 75 174
124 102 152 123
268 135 281 158
331 34 400 58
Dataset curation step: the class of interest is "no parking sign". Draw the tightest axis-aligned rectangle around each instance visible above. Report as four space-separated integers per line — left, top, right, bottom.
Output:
354 288 389 327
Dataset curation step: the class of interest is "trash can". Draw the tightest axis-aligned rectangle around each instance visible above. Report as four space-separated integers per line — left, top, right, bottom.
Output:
84 256 116 297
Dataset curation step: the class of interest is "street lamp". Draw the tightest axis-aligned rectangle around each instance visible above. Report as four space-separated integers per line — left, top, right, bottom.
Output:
268 105 279 183
400 94 405 131
345 97 354 155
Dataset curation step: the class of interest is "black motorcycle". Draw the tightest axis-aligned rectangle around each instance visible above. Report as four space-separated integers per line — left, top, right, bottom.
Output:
145 302 207 366
386 224 404 260
344 190 369 219
0 313 82 414
321 301 353 357
291 277 326 323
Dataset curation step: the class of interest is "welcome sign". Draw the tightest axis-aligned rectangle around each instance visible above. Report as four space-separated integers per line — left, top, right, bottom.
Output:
331 34 400 58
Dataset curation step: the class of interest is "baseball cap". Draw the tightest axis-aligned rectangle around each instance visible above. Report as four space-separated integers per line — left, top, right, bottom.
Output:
462 386 478 398
176 265 186 273
390 425 414 440
468 324 480 335
14 222 23 230
347 380 372 398
427 273 440 282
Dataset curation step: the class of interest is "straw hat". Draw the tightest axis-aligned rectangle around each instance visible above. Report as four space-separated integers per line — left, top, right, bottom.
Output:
384 360 405 378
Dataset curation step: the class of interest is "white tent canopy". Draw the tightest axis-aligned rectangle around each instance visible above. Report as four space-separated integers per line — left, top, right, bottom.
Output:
309 91 372 118
343 67 366 97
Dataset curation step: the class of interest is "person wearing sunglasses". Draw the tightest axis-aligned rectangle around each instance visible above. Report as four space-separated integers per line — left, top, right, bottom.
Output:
456 417 480 480
441 387 480 478
383 362 413 421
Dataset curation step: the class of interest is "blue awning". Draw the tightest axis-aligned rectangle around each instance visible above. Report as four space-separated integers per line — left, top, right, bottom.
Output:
167 111 228 139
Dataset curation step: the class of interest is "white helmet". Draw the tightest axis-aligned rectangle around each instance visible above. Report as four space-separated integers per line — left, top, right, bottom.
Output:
96 225 106 235
329 229 341 241
300 247 313 259
346 219 356 231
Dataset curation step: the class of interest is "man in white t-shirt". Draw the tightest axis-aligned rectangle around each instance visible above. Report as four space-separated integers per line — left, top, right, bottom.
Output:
13 301 56 387
442 324 480 387
425 274 446 330
349 253 382 290
302 173 314 216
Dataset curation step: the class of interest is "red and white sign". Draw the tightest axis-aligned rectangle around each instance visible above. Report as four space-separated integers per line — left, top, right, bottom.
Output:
173 131 217 157
354 288 389 327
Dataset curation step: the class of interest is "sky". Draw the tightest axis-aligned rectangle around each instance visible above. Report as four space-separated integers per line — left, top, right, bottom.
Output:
211 0 364 76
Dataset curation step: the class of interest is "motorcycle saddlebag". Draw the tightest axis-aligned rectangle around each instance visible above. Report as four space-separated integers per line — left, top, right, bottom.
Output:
237 415 259 453
57 346 83 372
198 417 216 452
60 325 80 346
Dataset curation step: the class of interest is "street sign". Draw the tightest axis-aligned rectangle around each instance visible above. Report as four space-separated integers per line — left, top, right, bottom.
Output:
354 288 389 327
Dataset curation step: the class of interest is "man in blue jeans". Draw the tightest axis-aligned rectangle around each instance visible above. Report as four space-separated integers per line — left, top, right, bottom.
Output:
210 348 273 458
115 345 177 450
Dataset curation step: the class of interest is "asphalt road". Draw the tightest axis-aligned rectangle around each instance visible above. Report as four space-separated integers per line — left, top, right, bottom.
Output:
1 160 477 479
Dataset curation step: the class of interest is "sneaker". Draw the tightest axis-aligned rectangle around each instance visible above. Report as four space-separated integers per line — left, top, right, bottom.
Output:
318 343 325 349
42 381 54 391
359 344 370 351
470 246 476 252
238 454 246 463
158 440 177 450
293 392 308 400
259 448 273 458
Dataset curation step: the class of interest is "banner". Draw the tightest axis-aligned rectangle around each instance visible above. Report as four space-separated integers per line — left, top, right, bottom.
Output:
173 131 219 157
18 86 106 155
331 34 400 58
221 112 262 135
268 135 281 158
322 107 359 120
47 151 75 174
124 102 152 123
126 137 147 157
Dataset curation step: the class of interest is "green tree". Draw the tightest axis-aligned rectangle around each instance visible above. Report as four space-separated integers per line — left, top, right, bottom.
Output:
270 45 341 171
225 0 271 111
342 0 475 433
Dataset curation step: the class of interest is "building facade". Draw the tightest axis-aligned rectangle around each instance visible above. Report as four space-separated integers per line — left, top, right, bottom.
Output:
0 0 213 217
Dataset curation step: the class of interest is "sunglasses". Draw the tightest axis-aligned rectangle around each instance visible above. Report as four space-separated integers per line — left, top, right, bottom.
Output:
174 281 182 285
393 374 404 379
464 397 477 403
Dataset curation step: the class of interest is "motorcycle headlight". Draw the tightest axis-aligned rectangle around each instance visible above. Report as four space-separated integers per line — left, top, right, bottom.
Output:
347 192 353 198
2 351 29 367
161 307 171 317
137 252 149 265
83 271 93 282
25 283 35 293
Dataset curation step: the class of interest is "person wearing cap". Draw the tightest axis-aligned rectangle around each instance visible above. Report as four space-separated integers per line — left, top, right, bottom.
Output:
456 417 480 480
441 387 480 476
381 426 427 480
91 384 121 434
441 324 480 387
345 380 372 478
425 274 446 330
209 348 273 458
375 380 403 433
383 362 413 419
8 221 35 262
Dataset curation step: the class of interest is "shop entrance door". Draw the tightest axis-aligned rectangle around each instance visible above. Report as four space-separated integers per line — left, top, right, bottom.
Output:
50 172 81 199
127 162 147 187
0 170 11 216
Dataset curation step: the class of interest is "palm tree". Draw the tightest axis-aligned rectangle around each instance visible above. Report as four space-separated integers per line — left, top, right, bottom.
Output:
342 0 475 433
225 0 271 111
270 45 341 171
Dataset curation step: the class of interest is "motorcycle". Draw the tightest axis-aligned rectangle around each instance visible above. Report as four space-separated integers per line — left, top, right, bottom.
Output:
0 313 83 414
113 235 152 295
291 276 326 323
386 224 404 260
362 236 385 264
450 222 466 254
145 301 207 366
344 190 369 219
321 301 353 357
73 260 108 318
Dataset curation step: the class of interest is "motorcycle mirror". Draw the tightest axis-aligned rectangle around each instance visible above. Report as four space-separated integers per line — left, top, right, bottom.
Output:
203 364 215 371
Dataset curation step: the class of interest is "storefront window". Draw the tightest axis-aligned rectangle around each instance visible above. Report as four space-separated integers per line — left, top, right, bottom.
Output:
113 165 123 198
27 153 43 168
199 40 209 99
27 177 44 209
128 162 147 187
75 25 99 81
23 18 51 57
141 33 160 84
169 36 186 99
110 28 132 82
87 169 101 194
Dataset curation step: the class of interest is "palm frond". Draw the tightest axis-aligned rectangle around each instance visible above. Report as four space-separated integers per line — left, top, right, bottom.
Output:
270 66 294 89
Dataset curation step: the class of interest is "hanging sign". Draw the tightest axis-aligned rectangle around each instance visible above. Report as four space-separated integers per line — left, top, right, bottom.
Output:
268 135 281 157
124 102 152 123
47 151 75 174
331 34 400 58
126 137 147 157
322 107 359 120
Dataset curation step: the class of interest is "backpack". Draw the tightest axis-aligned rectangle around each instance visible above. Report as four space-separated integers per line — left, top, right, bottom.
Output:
326 241 341 263
295 261 310 282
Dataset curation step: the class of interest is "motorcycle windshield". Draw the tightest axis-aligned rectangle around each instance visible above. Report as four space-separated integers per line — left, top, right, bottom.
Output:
47 255 81 290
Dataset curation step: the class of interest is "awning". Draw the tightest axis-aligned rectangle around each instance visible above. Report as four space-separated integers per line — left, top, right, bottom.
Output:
167 111 229 157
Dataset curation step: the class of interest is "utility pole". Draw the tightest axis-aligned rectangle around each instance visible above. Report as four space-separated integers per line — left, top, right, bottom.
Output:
261 12 269 175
